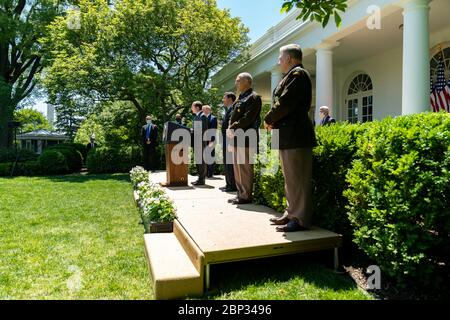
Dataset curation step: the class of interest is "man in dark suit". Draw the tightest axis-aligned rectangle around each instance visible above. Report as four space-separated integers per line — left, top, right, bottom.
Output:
319 106 336 126
220 92 237 192
264 44 317 232
227 73 262 205
202 105 217 178
191 101 209 186
141 115 158 171
175 114 183 125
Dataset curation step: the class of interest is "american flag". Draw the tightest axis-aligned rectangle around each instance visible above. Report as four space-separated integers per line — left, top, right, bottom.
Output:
432 55 450 112
430 73 438 112
446 73 450 112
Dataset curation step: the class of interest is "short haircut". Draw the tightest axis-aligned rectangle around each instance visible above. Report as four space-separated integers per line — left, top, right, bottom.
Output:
192 101 203 110
146 115 152 119
319 106 330 114
176 114 181 118
238 72 253 86
224 92 236 102
202 105 211 111
280 44 303 62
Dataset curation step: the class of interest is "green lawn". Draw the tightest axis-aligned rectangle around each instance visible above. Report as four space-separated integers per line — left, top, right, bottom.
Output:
0 174 152 299
206 255 372 300
0 174 371 300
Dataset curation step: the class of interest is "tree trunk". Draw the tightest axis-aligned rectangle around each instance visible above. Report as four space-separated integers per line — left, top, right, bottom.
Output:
0 106 14 148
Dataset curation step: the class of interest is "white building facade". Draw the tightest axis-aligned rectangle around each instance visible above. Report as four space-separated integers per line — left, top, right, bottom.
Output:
212 0 450 124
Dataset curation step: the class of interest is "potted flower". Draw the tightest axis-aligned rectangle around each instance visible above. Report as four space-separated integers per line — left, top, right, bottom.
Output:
130 166 177 233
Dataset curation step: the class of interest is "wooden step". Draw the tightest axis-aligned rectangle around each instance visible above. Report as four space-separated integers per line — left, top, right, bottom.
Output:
144 232 204 300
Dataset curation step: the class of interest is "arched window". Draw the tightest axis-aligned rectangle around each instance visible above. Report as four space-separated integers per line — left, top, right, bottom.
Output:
430 44 450 83
345 73 373 123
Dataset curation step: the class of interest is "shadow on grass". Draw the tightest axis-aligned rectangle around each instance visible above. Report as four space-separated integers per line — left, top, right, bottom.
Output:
204 251 362 299
40 173 131 184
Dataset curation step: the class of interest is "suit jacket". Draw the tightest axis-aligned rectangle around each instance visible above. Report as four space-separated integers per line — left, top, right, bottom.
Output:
321 115 336 126
208 114 218 142
222 105 234 134
264 65 317 150
192 111 209 148
141 123 158 148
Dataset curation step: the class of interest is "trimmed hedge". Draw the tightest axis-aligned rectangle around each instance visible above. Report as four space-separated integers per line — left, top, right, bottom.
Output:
345 113 450 287
87 146 142 173
38 150 69 175
46 145 83 172
0 148 38 163
0 163 11 176
254 122 369 237
254 113 450 288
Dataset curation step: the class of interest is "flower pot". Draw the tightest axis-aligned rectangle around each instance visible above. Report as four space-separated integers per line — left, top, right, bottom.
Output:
144 221 173 234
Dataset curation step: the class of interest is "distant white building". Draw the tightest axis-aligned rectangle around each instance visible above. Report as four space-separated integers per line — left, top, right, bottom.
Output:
212 0 450 124
47 104 55 126
17 130 69 154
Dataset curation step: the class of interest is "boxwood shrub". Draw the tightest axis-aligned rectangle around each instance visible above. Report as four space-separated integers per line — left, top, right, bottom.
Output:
87 146 142 173
345 113 450 287
38 150 69 175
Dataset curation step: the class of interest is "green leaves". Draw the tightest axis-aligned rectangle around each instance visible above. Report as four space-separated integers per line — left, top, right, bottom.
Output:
345 113 450 287
41 0 249 131
281 0 348 28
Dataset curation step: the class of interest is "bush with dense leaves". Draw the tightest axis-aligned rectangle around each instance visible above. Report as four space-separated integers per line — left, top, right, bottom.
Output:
254 122 369 237
312 122 370 238
38 150 69 175
46 145 83 172
0 163 11 176
57 143 88 163
13 161 42 176
0 148 38 163
87 146 142 173
254 113 450 288
344 113 450 287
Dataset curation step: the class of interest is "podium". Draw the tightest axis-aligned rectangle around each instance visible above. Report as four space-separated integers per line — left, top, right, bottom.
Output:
161 121 190 187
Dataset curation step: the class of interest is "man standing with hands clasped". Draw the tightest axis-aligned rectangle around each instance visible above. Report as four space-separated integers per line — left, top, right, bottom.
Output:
227 73 262 205
141 115 158 171
264 44 317 232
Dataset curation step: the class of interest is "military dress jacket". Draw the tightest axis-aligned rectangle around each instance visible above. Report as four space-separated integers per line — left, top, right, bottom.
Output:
264 65 317 150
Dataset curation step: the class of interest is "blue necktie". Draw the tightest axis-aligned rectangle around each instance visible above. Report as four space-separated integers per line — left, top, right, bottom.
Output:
146 124 151 140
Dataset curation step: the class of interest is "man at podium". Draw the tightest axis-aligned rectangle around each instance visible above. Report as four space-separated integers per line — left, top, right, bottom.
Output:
191 101 209 185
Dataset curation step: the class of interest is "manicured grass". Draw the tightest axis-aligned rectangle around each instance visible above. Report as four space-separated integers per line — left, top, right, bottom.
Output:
0 174 152 299
0 174 371 300
206 253 372 300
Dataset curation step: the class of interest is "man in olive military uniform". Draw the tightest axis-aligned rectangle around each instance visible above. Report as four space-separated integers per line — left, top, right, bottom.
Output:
264 44 317 232
227 73 262 205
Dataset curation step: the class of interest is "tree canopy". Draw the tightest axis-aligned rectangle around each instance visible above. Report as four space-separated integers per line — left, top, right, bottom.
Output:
41 0 249 129
13 108 51 133
281 0 348 28
0 0 69 147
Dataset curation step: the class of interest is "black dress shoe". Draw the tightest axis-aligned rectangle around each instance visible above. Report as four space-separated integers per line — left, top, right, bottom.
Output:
225 187 237 192
192 180 205 186
276 220 309 232
270 217 290 225
231 198 252 205
219 186 228 191
227 197 239 203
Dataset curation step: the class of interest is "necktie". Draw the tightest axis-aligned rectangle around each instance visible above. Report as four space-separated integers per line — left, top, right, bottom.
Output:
146 124 151 140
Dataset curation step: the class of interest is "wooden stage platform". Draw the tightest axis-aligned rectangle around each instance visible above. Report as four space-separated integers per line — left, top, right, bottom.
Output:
143 171 342 299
